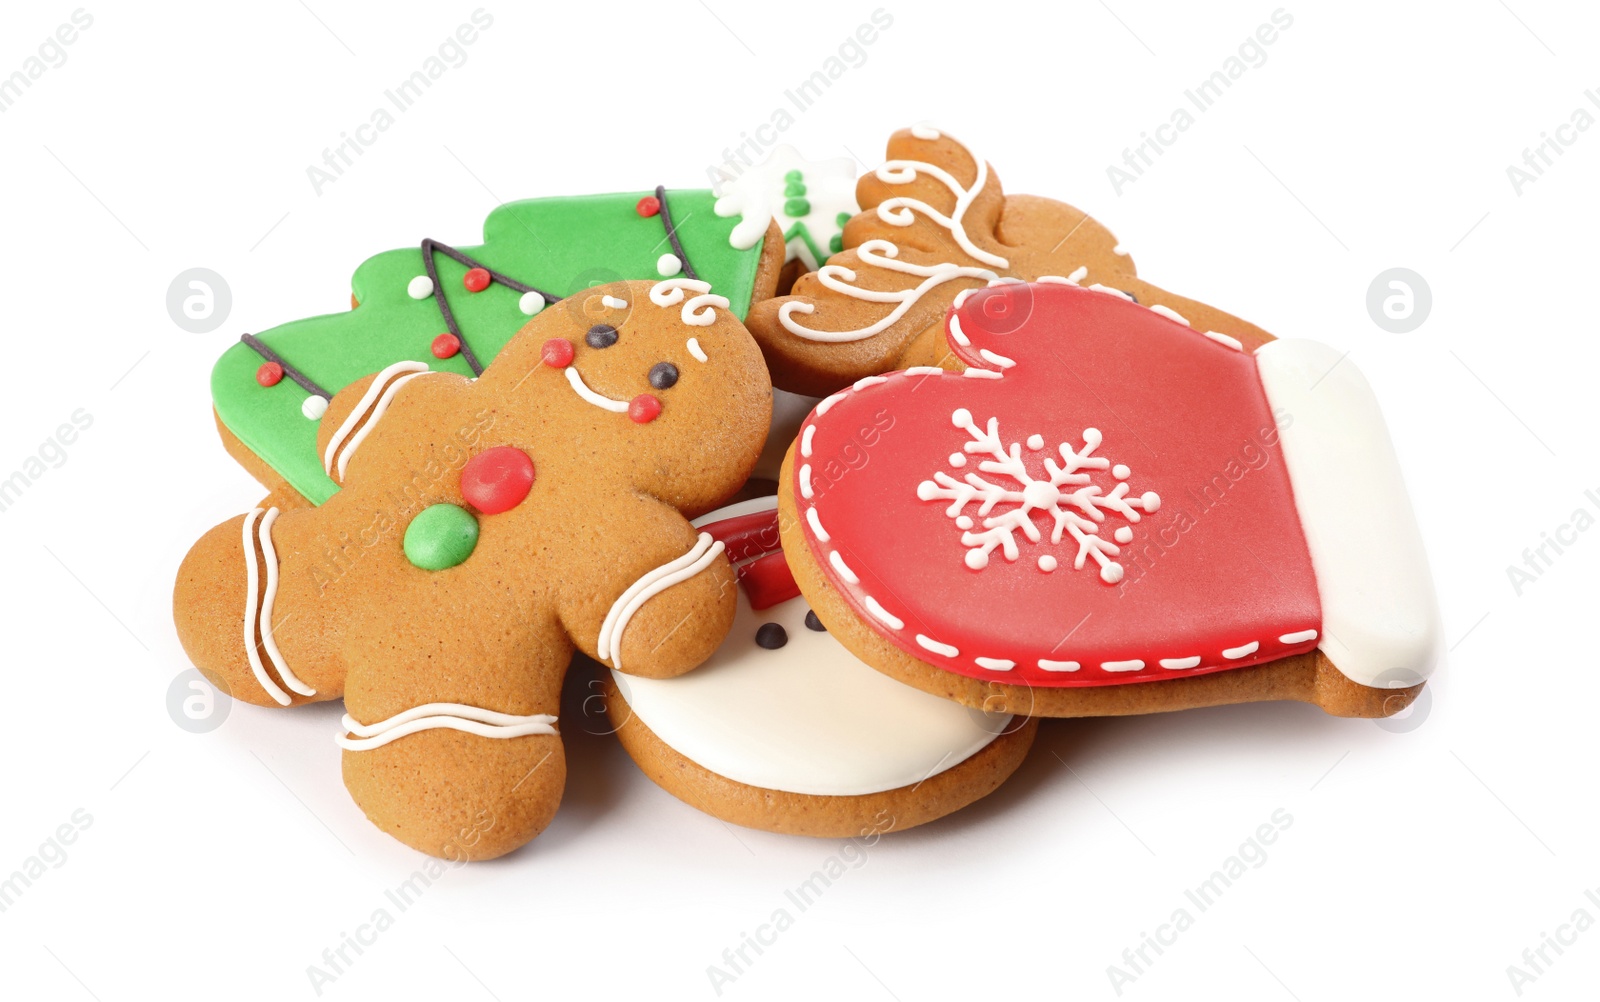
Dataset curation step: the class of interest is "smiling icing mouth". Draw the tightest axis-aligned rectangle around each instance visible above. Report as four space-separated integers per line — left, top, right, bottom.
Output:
564 366 629 413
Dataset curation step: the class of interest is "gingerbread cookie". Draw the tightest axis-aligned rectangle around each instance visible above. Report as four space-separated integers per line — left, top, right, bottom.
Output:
602 496 1036 837
174 279 771 859
745 124 1276 396
778 280 1439 719
215 149 854 506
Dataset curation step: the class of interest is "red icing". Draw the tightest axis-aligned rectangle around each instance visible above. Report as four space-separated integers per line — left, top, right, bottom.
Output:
794 283 1322 687
463 267 491 292
702 510 783 564
431 333 461 359
256 362 284 387
460 446 535 514
540 338 574 368
738 552 802 611
636 195 661 218
628 393 662 424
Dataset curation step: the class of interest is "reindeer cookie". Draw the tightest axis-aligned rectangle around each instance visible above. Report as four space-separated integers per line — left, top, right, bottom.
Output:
778 280 1440 719
745 124 1275 396
174 279 771 859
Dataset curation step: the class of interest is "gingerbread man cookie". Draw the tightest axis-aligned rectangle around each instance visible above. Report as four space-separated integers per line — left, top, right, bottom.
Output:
745 124 1275 396
778 280 1439 719
174 279 771 859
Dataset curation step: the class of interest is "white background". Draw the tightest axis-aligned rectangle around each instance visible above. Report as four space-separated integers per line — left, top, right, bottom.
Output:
1 1 1596 999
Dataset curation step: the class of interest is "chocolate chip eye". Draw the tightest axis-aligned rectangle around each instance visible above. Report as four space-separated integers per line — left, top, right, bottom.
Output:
585 324 619 349
804 610 826 632
649 362 679 390
755 623 788 649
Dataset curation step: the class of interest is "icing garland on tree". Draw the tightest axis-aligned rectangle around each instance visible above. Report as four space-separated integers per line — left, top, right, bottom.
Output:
916 409 1161 583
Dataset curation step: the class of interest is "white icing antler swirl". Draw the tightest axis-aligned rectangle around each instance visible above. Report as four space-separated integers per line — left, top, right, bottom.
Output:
779 129 1010 344
650 278 730 328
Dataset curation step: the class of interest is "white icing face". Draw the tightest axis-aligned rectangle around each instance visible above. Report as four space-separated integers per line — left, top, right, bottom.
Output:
712 145 858 270
613 498 1012 797
564 365 629 413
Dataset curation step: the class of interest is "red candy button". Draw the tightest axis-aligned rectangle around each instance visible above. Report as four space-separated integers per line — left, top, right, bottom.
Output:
431 333 461 359
463 267 491 292
541 338 574 368
635 195 661 217
628 393 662 424
256 362 284 387
460 446 535 514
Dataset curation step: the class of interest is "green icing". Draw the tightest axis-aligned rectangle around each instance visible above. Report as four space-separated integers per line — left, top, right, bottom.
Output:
783 196 812 217
212 189 764 505
403 503 478 570
783 221 831 272
782 169 803 183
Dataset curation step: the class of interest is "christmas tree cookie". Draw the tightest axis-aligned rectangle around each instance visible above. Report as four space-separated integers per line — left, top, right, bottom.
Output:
215 153 857 506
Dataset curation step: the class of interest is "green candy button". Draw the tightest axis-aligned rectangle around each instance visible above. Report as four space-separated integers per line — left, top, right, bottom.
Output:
404 503 478 570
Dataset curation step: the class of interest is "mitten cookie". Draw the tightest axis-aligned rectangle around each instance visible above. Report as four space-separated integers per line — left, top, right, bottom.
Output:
214 149 853 505
778 281 1439 719
745 124 1274 396
175 279 771 859
602 497 1036 837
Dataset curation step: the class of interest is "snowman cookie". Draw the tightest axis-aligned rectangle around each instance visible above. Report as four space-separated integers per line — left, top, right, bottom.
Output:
778 280 1440 718
602 497 1036 836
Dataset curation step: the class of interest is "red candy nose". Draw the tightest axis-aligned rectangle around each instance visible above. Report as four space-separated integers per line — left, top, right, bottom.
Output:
628 394 663 424
540 338 574 368
460 446 535 514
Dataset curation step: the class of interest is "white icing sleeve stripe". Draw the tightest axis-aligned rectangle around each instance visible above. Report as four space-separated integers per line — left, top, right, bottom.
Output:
917 634 959 658
257 508 315 697
241 509 291 707
323 360 429 476
598 534 726 672
336 371 429 480
864 596 903 630
337 705 557 751
1279 629 1319 644
565 367 630 413
1038 659 1081 671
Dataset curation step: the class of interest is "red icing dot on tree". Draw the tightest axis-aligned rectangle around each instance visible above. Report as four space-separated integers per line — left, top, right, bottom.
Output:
463 267 491 292
635 195 661 218
628 393 662 424
540 338 574 368
431 333 461 359
256 362 284 387
460 446 536 515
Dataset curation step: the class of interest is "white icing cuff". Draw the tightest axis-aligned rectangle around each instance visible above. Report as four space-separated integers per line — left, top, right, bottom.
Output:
337 703 557 751
597 533 726 672
1254 339 1440 689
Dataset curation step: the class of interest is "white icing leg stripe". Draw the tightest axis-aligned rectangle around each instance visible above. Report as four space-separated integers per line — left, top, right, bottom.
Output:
323 360 430 477
597 533 725 672
242 508 291 707
257 508 315 697
565 367 630 413
336 371 429 480
337 704 557 752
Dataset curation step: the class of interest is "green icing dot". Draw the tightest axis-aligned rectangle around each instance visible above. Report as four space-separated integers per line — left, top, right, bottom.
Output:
783 169 803 182
835 211 852 227
404 504 479 571
784 197 812 217
783 180 807 198
829 234 844 254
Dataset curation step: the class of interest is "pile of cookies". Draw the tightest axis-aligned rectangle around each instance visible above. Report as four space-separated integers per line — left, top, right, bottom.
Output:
174 125 1439 860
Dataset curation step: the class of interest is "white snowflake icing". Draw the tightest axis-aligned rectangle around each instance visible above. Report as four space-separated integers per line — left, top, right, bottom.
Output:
916 409 1161 583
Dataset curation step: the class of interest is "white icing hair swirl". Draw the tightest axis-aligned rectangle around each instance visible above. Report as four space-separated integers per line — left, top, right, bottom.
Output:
650 278 731 328
778 128 1010 344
